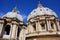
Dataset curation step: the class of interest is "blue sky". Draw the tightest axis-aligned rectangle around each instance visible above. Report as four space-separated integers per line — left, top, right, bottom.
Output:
0 0 60 23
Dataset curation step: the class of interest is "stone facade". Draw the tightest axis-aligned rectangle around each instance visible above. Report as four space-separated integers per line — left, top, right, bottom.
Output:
26 15 60 40
0 2 60 40
0 17 24 40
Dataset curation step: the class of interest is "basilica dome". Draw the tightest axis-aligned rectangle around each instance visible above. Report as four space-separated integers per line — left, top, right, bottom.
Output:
27 2 58 21
2 7 23 21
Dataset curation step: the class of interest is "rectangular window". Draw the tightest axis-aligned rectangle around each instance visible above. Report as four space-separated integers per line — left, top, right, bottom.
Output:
40 23 45 30
32 23 36 30
17 27 20 37
51 22 54 29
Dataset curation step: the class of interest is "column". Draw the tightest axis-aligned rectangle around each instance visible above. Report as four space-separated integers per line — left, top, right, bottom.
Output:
36 21 38 31
56 20 60 31
52 21 57 31
0 22 4 37
28 23 35 33
36 21 41 32
19 28 26 40
46 20 51 31
10 24 18 40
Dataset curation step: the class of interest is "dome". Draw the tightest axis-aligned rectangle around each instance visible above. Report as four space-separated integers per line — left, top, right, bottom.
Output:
2 7 23 21
27 2 58 21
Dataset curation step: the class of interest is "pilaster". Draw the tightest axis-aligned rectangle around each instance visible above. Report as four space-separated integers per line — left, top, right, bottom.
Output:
10 21 18 40
19 27 26 40
0 19 4 37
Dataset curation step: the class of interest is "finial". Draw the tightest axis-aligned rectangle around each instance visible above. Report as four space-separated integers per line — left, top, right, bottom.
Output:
37 1 42 8
12 7 17 12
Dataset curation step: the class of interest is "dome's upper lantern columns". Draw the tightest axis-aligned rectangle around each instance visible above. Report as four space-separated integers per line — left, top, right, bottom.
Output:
37 1 43 8
12 7 17 12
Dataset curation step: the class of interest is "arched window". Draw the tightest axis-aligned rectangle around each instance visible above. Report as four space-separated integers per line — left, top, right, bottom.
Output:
4 25 11 35
17 27 20 37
